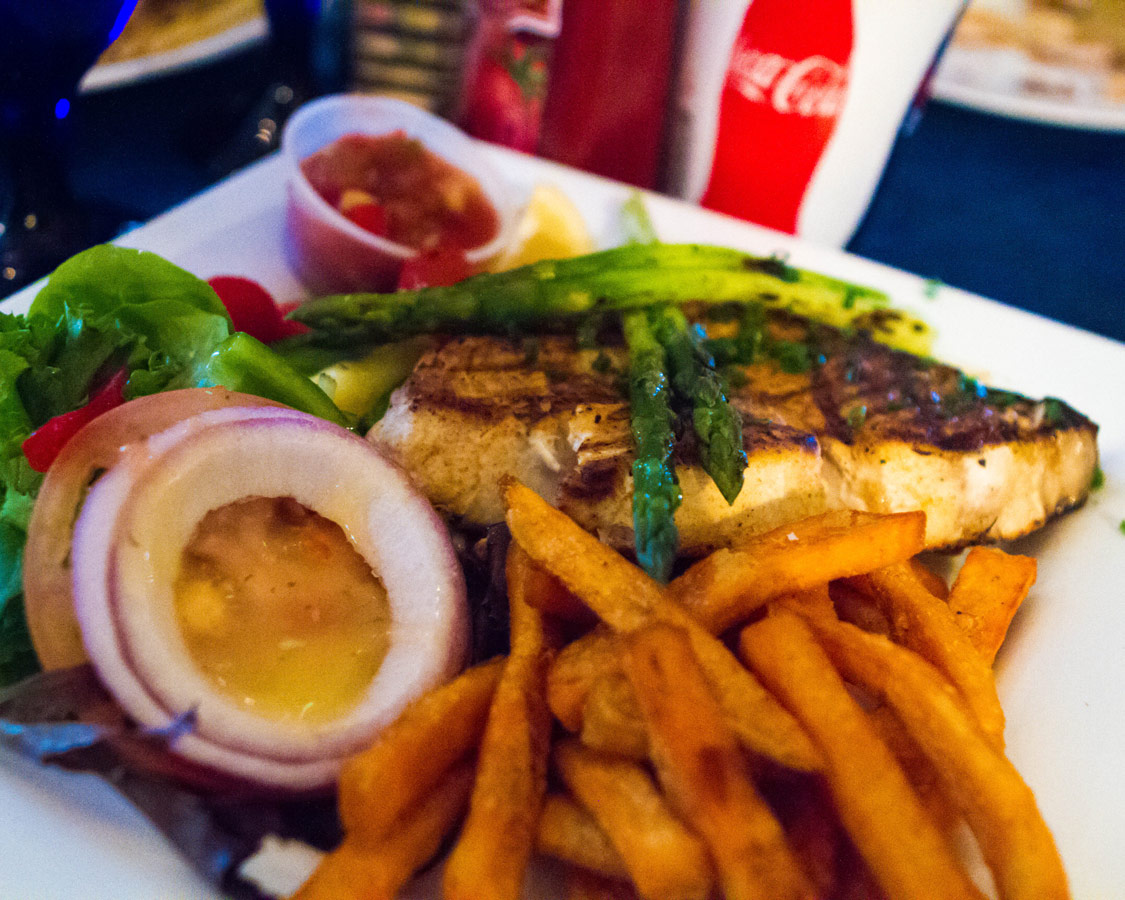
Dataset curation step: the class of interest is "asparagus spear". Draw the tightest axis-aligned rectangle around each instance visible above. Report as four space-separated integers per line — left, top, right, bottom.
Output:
651 305 747 505
622 310 682 583
285 244 892 348
618 195 747 505
620 190 660 246
618 200 684 578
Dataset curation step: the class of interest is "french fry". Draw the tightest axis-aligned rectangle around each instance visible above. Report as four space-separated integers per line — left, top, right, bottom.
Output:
516 550 599 626
548 515 920 737
833 844 886 900
537 793 630 880
580 664 649 760
546 511 924 733
768 776 843 899
622 623 815 900
689 629 822 772
549 628 618 732
563 866 641 900
774 585 835 621
739 612 985 900
337 656 505 842
505 480 664 633
828 579 891 635
550 630 710 759
771 583 950 847
856 562 1006 746
443 546 554 900
670 509 927 633
867 704 961 835
801 612 1070 900
909 556 950 599
505 480 822 772
293 761 475 900
553 739 715 900
947 546 1036 664
330 482 1062 900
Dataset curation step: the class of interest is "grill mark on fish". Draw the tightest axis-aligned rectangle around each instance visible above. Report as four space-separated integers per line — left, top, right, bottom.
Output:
791 322 1093 450
403 337 622 424
562 455 623 500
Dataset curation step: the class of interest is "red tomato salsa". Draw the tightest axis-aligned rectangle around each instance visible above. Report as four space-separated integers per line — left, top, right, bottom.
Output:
299 131 500 252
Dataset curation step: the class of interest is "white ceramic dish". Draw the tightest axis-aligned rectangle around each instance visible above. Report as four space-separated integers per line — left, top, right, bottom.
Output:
80 17 268 94
2 147 1124 899
932 44 1125 131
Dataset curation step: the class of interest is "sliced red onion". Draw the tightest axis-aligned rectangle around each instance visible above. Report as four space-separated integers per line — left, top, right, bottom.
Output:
71 410 467 791
24 388 290 670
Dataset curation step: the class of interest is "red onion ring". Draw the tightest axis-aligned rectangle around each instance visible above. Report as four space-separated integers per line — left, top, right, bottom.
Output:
24 389 288 670
69 409 467 792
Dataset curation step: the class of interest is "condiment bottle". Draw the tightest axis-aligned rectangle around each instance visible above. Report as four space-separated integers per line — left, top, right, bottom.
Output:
457 0 678 189
537 0 680 189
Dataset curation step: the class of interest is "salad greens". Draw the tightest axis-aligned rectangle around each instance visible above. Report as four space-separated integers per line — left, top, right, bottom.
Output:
201 332 348 424
22 244 231 417
0 594 36 686
0 245 347 686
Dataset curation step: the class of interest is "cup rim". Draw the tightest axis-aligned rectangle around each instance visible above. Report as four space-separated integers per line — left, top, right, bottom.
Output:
280 93 518 265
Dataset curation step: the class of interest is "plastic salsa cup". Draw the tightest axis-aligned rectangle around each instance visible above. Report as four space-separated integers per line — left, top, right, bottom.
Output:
280 94 519 295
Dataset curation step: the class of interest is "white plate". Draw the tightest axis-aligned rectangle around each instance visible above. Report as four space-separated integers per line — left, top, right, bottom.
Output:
931 44 1125 131
80 16 268 94
2 148 1125 899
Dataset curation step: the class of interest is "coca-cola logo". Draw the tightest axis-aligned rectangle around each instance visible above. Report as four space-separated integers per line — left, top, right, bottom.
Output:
727 48 848 117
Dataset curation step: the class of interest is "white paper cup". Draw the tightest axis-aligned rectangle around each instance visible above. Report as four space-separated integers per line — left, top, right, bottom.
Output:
666 0 967 248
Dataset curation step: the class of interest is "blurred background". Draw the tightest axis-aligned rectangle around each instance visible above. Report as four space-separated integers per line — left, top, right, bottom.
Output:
1 0 1123 341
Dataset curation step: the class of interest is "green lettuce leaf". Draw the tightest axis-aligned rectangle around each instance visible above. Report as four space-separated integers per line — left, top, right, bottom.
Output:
23 245 233 418
0 591 39 687
0 244 346 686
0 314 40 491
194 333 350 427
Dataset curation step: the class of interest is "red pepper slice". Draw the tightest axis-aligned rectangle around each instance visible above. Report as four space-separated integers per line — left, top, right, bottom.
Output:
338 189 389 238
397 243 473 290
343 201 389 237
207 276 308 343
22 368 129 473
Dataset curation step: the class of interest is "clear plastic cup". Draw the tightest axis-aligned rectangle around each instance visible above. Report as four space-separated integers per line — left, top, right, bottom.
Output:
280 94 519 294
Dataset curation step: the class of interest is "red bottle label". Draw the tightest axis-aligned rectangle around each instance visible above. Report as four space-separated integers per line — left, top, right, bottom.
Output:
699 0 854 235
457 0 560 153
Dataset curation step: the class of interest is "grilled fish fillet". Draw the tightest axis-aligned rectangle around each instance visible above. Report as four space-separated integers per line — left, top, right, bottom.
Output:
370 314 1098 554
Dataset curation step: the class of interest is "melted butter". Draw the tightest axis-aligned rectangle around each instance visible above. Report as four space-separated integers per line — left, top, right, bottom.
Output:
173 496 390 724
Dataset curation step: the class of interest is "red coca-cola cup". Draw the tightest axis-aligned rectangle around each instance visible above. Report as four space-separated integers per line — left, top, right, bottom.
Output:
667 0 966 246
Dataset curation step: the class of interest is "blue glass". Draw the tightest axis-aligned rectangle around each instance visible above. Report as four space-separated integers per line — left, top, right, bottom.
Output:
0 1 137 293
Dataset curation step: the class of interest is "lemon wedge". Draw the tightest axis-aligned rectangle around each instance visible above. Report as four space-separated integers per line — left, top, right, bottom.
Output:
315 338 429 419
489 184 596 272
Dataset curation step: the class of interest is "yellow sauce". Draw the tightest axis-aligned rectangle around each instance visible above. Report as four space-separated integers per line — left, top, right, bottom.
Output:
173 496 390 723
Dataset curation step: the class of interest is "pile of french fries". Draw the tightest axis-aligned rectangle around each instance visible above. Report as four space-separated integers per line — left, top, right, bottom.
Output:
293 480 1068 900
